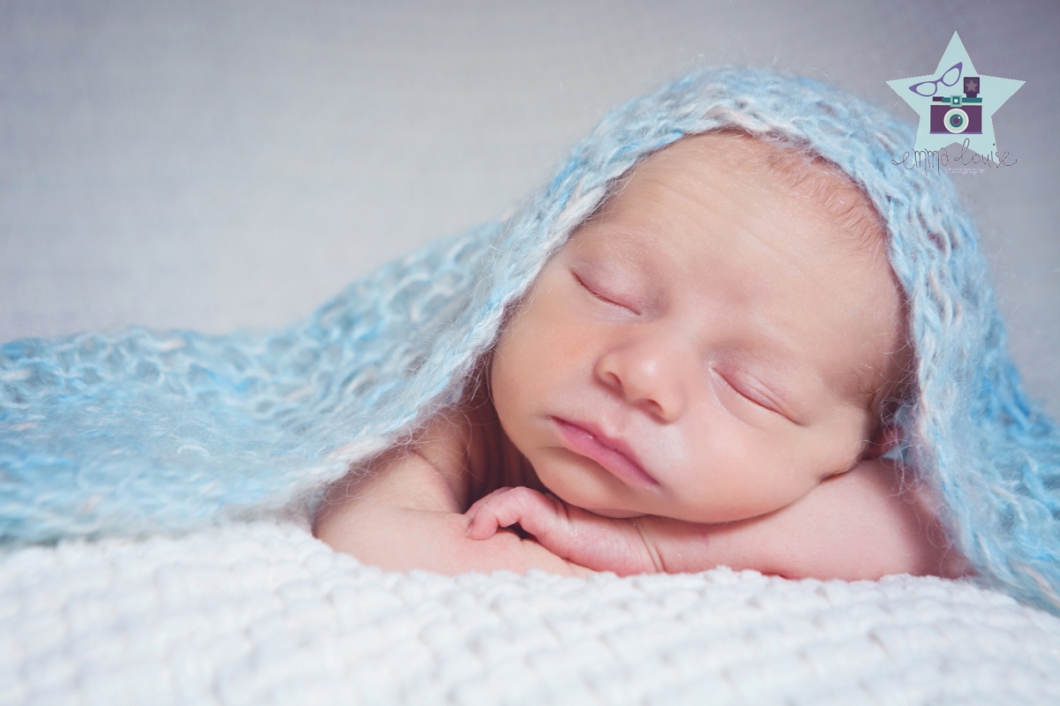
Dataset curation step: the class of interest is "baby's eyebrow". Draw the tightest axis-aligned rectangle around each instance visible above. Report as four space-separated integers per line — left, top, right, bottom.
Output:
570 226 660 287
581 226 655 266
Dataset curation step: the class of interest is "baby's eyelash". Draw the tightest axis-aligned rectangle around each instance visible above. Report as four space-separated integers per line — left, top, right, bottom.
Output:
573 272 633 311
713 370 779 415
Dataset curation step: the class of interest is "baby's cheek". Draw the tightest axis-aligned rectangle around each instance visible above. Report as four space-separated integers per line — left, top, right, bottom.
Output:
812 412 874 476
521 306 597 365
675 426 819 523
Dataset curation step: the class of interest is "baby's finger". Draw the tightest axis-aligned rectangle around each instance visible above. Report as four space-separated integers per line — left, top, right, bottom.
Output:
465 487 546 541
465 487 515 520
464 487 515 538
464 487 517 540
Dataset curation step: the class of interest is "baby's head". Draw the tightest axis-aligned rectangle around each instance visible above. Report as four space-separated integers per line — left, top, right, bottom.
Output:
468 66 1060 608
489 131 911 522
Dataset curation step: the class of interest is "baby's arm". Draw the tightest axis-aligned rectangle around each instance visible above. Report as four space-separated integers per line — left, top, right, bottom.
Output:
314 413 593 577
466 459 969 580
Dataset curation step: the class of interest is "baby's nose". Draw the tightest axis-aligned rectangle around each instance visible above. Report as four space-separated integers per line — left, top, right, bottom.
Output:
595 339 689 422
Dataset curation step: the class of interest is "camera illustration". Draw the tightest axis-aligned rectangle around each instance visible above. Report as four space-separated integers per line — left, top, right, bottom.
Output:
930 76 982 135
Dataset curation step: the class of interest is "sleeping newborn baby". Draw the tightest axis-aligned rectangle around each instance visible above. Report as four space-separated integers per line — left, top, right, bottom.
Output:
5 65 1053 609
314 131 969 581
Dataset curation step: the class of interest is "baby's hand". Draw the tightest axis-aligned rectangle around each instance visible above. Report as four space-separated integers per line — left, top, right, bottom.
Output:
465 487 661 576
465 486 565 540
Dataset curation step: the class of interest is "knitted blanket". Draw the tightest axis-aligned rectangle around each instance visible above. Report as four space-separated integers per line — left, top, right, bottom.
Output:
4 520 1059 705
2 65 1060 617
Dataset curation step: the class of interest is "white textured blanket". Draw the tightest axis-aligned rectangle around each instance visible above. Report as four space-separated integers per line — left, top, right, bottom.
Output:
4 521 1060 705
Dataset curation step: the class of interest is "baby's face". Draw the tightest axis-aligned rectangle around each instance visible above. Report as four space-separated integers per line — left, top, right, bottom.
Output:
490 133 905 523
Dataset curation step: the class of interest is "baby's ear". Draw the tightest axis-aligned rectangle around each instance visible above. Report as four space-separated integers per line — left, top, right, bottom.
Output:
862 424 901 460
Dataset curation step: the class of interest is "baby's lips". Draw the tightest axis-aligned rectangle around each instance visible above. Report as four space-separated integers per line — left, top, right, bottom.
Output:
552 417 659 488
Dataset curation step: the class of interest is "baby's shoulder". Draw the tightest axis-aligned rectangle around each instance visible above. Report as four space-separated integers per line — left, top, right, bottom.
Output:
315 407 477 538
408 405 477 478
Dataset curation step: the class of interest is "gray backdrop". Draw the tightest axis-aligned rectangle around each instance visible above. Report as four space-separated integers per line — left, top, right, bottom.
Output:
2 0 1058 417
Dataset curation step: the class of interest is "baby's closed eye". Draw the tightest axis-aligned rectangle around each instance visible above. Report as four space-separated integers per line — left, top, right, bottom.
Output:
572 270 639 313
565 236 656 315
710 367 783 416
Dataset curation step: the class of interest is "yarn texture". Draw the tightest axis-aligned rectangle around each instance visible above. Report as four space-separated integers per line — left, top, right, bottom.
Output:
2 66 1058 612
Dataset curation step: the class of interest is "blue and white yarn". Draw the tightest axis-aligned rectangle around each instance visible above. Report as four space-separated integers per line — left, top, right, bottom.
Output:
3 66 1059 612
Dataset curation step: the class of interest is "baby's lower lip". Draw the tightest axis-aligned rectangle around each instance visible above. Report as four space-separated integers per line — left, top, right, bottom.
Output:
552 417 659 488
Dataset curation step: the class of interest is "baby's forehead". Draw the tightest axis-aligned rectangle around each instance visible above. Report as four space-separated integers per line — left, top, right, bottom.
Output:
644 131 886 253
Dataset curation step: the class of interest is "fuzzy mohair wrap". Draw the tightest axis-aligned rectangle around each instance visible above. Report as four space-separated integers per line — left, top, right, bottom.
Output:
2 66 1059 612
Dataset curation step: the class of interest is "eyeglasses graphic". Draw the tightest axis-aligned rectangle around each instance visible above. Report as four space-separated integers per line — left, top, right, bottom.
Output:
908 62 963 97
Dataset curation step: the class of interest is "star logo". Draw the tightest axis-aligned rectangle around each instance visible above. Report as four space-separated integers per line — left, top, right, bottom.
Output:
888 32 1023 155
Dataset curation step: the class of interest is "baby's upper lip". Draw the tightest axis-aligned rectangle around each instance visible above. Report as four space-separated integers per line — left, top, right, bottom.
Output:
552 416 659 486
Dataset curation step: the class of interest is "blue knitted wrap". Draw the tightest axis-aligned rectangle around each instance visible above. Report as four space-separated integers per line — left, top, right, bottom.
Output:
3 67 1059 611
